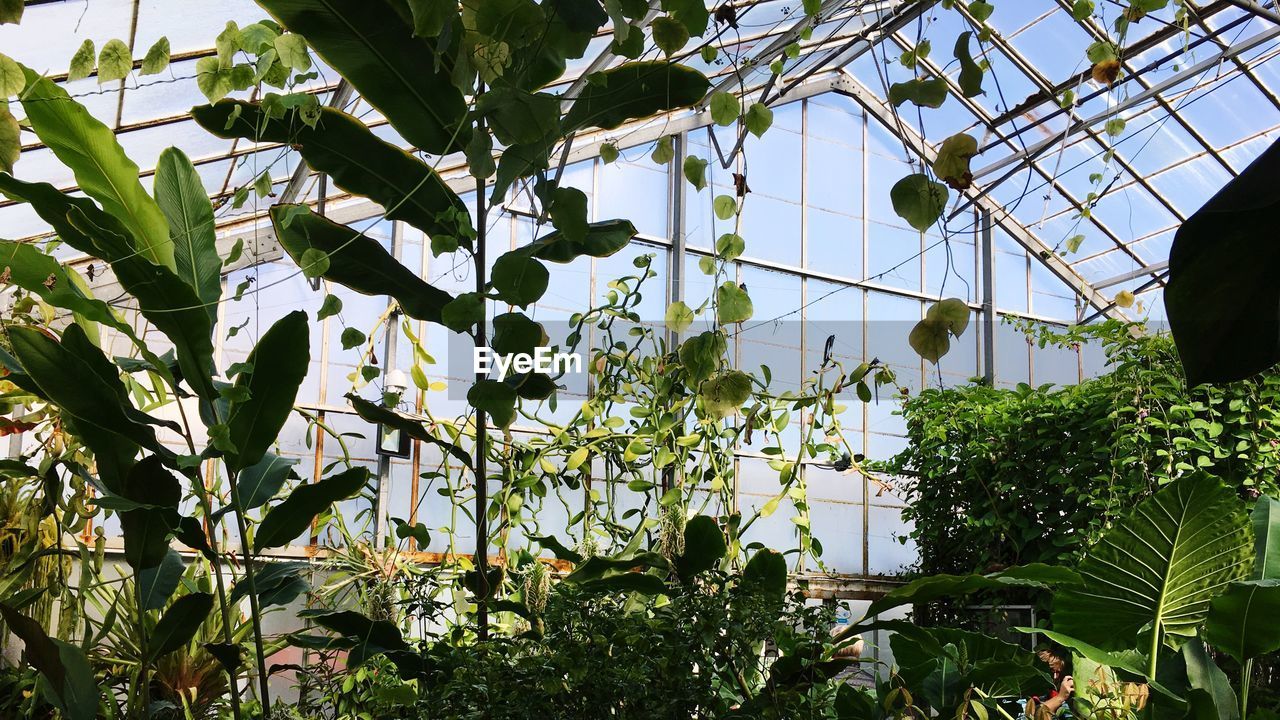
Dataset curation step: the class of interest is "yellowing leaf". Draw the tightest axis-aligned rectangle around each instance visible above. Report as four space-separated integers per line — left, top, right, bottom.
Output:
566 446 589 471
97 39 132 84
140 37 171 76
1115 290 1136 308
931 133 978 190
665 300 695 333
0 52 23 97
68 40 95 82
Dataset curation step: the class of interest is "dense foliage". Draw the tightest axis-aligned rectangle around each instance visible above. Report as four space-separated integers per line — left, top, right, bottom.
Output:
883 320 1280 577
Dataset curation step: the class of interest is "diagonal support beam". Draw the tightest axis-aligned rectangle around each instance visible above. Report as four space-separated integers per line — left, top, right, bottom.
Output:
970 24 1280 184
831 72 1129 321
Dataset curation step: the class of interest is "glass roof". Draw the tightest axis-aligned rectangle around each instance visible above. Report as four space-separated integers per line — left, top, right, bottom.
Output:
3 0 1279 323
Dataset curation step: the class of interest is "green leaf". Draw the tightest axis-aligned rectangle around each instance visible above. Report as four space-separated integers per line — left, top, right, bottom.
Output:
890 173 948 232
888 78 948 109
1254 495 1280 580
140 37 170 75
957 32 983 98
1071 0 1095 20
468 379 518 428
549 187 589 244
477 87 560 147
492 251 549 307
0 241 122 331
0 52 23 97
317 293 342 320
709 91 738 126
155 147 220 323
1054 474 1254 650
1183 639 1239 720
68 40 95 82
270 205 455 324
441 293 485 333
744 102 773 138
299 248 330 278
225 311 310 471
716 282 753 324
255 0 468 153
676 515 726 580
232 561 310 608
969 0 994 22
194 101 467 245
651 16 689 56
19 66 174 268
406 0 453 37
0 605 99 720
740 548 787 608
97 39 132 83
340 327 366 350
716 232 744 260
0 0 22 24
0 104 17 175
700 369 752 417
1165 142 1280 384
1204 579 1280 662
651 135 675 164
679 331 725 382
255 466 369 550
565 61 710 132
522 218 636 264
492 312 545 356
868 565 1080 617
273 33 310 71
665 301 695 333
713 194 736 220
1065 233 1084 254
0 176 213 401
238 22 279 52
599 142 619 164
8 325 164 457
683 155 707 191
347 394 472 467
147 592 214 662
239 452 298 510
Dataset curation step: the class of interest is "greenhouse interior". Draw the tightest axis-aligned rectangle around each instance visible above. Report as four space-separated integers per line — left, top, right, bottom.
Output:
0 0 1278 717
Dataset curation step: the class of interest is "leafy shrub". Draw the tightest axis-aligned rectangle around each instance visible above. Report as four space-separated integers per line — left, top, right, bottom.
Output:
882 320 1280 578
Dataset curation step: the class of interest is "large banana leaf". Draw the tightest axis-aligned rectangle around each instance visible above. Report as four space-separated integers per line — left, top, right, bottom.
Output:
154 147 221 323
7 326 167 460
1053 475 1253 650
1253 494 1279 579
255 466 369 550
270 205 454 324
192 101 465 242
1165 137 1280 385
0 175 218 401
18 67 174 269
563 61 710 132
0 239 123 330
255 0 468 154
1204 579 1280 662
224 311 310 472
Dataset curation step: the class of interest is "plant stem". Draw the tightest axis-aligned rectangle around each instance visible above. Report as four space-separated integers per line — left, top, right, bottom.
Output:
473 133 490 639
134 576 148 717
1147 621 1161 680
230 473 273 710
174 399 243 720
1241 658 1252 718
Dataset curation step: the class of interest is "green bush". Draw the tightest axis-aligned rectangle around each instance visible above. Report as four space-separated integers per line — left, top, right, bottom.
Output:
882 320 1280 577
